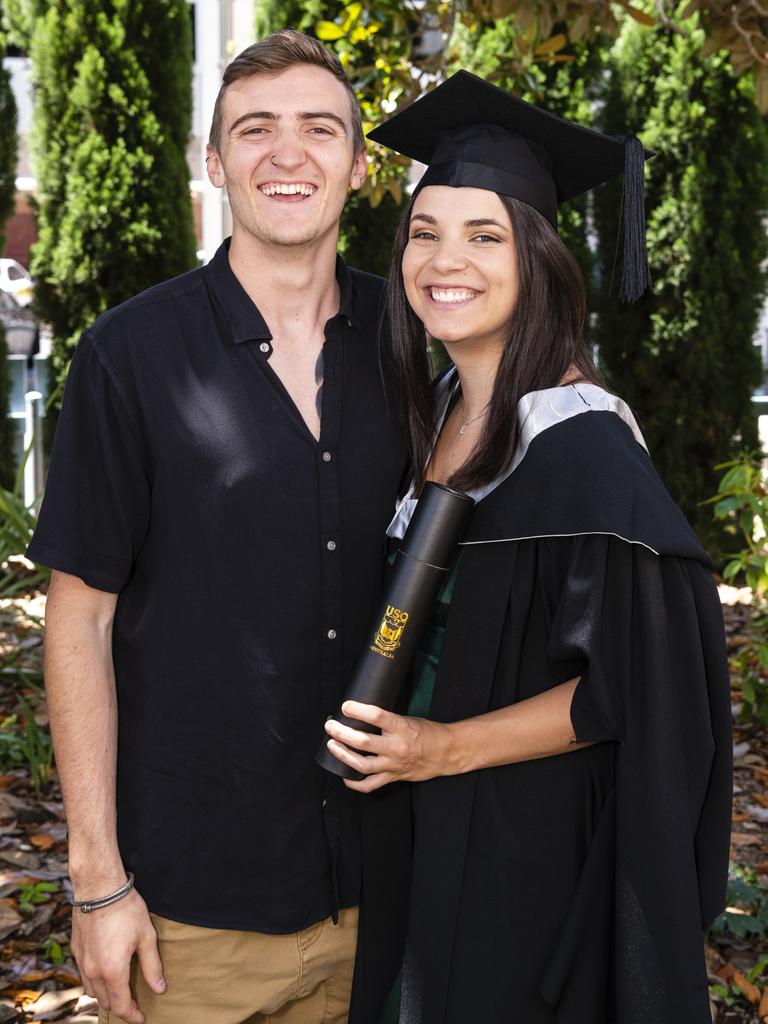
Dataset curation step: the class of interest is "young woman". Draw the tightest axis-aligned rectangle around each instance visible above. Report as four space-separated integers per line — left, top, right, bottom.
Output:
325 73 731 1024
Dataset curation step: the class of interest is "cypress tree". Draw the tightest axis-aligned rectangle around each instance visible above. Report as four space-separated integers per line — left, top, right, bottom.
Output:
9 0 197 411
593 17 768 554
0 28 18 489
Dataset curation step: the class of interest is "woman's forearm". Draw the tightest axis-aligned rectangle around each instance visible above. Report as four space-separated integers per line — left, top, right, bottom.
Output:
439 677 590 775
325 679 592 792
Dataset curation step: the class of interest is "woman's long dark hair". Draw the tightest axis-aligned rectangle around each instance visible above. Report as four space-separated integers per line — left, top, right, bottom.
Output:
382 193 604 492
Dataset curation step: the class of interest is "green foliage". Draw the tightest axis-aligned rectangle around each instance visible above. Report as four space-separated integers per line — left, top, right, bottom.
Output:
0 326 12 491
594 14 768 556
267 0 768 117
4 0 197 412
254 0 322 37
15 879 58 915
710 865 768 941
709 956 768 1011
0 479 49 597
338 188 402 277
710 452 768 723
0 694 53 794
309 0 443 204
711 453 768 593
729 638 768 725
0 34 16 234
708 869 768 1013
41 936 65 966
0 34 18 490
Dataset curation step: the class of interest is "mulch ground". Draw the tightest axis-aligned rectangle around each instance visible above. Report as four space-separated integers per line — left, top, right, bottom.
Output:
0 582 765 1023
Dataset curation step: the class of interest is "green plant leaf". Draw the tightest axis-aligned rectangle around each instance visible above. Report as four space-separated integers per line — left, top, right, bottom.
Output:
316 20 346 40
714 497 740 518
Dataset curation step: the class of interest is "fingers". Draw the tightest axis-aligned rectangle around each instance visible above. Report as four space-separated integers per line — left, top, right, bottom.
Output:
105 962 145 1024
326 737 383 776
137 930 166 995
79 958 144 1024
344 771 393 793
325 718 382 754
341 701 400 732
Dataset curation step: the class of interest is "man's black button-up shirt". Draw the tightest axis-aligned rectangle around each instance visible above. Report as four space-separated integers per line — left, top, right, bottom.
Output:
28 241 405 932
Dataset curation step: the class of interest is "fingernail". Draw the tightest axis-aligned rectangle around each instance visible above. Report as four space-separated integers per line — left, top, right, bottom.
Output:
156 979 166 992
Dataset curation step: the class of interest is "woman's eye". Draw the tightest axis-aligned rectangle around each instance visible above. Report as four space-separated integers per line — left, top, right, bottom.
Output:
409 231 438 241
472 234 501 243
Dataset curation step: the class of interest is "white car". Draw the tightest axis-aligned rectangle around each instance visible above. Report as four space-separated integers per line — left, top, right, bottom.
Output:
0 258 33 307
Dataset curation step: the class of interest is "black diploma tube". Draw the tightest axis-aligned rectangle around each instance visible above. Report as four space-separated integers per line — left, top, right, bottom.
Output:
317 482 475 780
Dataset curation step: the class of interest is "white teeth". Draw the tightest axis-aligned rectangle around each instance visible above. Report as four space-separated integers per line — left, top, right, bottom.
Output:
430 288 476 304
261 183 315 196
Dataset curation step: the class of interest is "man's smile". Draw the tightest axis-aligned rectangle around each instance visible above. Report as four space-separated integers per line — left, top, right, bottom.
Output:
259 181 317 201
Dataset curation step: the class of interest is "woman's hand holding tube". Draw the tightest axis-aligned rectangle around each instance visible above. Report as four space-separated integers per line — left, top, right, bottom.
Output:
325 679 591 793
324 701 456 792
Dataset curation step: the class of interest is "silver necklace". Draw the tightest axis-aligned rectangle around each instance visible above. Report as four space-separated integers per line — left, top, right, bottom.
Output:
458 402 489 435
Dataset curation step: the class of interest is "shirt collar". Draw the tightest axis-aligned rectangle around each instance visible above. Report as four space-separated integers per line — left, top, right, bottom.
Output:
204 239 362 344
335 255 362 330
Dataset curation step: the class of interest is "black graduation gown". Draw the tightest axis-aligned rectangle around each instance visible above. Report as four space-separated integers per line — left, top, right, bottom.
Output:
350 409 731 1024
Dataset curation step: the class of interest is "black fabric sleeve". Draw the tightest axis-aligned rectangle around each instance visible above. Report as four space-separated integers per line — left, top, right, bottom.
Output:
542 534 731 1023
26 331 151 593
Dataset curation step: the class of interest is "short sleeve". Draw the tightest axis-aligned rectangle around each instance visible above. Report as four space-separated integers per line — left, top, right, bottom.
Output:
26 331 151 593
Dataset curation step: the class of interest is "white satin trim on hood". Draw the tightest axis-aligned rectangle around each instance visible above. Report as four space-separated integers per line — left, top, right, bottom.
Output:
386 370 647 541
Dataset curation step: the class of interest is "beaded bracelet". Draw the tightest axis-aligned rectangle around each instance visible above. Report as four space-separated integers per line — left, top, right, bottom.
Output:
70 872 135 914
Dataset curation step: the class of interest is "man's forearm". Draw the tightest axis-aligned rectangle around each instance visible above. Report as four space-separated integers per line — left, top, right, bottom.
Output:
44 571 125 895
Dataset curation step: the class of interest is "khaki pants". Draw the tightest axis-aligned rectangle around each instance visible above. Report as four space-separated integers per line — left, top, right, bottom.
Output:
100 907 358 1024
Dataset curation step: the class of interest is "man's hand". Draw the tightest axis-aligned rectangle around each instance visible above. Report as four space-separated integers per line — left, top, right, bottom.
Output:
72 888 165 1024
44 571 163 1021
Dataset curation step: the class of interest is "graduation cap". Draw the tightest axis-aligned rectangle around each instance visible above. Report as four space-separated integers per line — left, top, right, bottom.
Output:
368 70 652 303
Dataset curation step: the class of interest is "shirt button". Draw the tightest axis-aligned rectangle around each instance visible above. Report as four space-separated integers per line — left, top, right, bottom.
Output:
327 629 337 640
326 540 336 551
322 451 332 462
259 342 270 353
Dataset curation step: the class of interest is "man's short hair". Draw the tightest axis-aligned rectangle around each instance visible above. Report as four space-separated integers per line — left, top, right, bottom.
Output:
208 29 365 155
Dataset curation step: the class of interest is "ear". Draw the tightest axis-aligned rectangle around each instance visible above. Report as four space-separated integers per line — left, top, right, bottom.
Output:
206 144 226 189
349 149 368 192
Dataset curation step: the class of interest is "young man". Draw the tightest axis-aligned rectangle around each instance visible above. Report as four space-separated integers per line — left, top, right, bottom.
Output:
27 31 404 1024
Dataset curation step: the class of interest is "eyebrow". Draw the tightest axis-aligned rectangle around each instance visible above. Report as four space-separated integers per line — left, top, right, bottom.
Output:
410 213 509 230
465 218 509 230
228 110 348 135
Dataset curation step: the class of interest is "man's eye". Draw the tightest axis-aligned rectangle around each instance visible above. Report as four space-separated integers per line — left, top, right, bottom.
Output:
308 126 334 135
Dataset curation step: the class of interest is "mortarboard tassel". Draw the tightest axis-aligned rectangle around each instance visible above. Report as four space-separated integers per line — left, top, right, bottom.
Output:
619 134 653 303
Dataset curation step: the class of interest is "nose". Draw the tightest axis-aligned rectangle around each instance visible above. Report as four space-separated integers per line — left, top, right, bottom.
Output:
270 126 307 171
429 238 469 276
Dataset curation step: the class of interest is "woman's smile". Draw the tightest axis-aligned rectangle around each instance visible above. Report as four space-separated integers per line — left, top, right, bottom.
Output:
424 285 482 307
